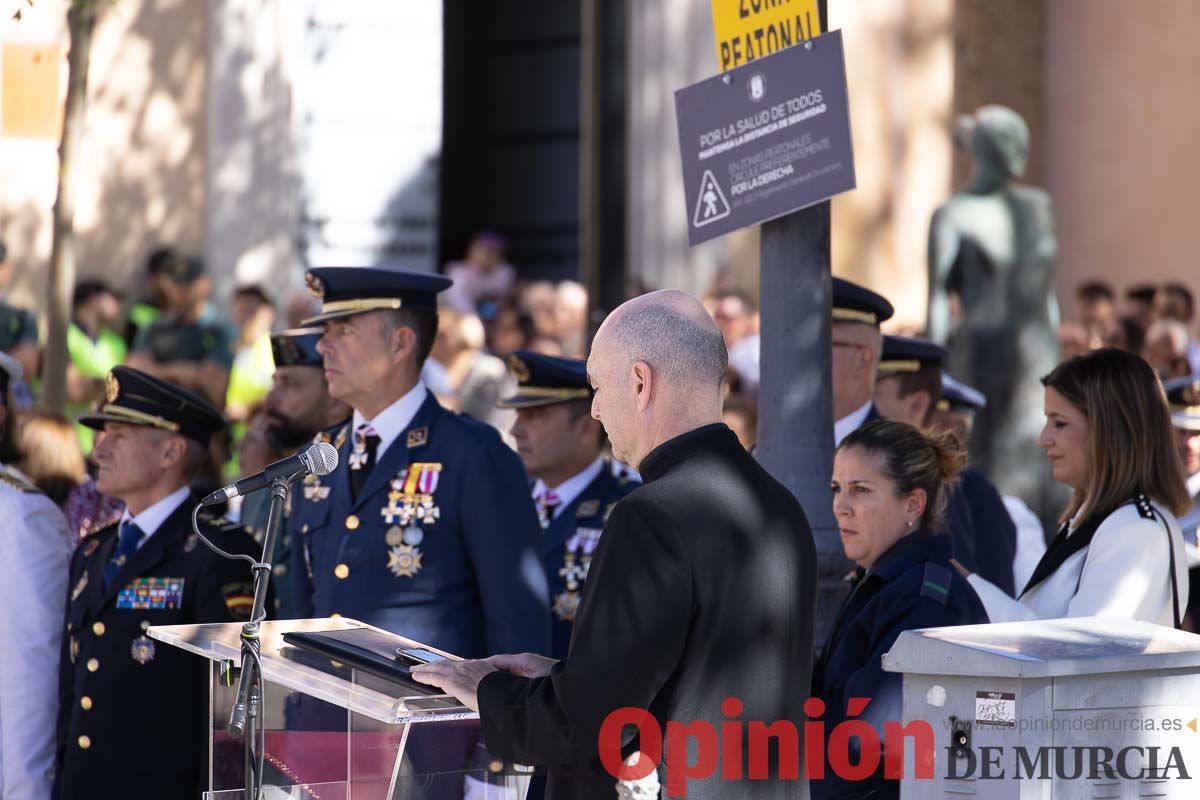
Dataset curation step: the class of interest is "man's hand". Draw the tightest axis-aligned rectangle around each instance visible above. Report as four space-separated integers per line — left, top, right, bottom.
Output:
484 652 558 678
410 659 499 712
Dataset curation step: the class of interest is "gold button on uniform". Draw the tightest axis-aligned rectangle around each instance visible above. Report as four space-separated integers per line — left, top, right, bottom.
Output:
273 564 287 577
334 564 350 580
92 621 105 636
80 696 93 711
77 735 91 749
86 658 99 673
345 515 360 530
329 612 342 619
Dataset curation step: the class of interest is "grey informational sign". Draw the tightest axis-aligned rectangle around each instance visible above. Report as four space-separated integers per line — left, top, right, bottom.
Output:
674 29 855 246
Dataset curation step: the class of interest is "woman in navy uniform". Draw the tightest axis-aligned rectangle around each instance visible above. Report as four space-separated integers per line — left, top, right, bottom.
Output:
54 367 263 800
814 419 988 800
497 349 639 658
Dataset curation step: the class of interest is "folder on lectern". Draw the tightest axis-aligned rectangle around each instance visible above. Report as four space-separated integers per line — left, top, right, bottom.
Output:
149 618 523 799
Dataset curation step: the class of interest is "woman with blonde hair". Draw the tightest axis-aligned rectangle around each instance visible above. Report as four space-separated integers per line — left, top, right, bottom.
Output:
959 348 1191 626
14 409 87 508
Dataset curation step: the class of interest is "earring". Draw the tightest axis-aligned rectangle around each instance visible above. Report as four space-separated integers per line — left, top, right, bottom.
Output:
906 518 914 529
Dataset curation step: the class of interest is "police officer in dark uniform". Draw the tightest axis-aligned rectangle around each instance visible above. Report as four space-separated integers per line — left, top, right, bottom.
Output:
831 278 892 445
497 350 639 659
289 267 550 658
874 334 1018 596
814 419 988 800
239 328 351 618
55 366 263 799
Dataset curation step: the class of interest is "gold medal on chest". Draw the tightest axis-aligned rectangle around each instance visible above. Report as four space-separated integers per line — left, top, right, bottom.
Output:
553 590 581 622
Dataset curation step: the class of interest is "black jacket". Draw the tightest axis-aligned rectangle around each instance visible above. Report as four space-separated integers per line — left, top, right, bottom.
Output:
811 531 988 800
54 493 264 800
477 424 818 799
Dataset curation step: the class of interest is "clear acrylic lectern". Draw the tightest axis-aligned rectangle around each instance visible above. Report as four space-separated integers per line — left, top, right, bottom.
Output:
149 617 523 799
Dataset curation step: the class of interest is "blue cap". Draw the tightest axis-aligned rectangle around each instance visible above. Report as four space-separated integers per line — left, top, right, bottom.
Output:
498 350 591 409
302 267 453 325
79 366 226 447
878 335 946 374
271 327 324 368
939 373 987 412
832 278 894 326
1165 375 1200 431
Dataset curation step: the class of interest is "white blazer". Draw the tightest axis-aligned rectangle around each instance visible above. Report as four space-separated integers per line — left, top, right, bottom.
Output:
0 467 71 800
970 498 1188 627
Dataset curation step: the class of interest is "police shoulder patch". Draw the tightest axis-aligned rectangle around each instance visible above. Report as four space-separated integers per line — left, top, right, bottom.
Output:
919 562 952 605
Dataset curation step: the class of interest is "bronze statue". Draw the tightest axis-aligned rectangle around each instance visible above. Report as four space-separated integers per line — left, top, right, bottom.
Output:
927 105 1061 521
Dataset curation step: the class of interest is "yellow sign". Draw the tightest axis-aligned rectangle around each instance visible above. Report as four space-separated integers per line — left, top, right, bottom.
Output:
710 0 822 72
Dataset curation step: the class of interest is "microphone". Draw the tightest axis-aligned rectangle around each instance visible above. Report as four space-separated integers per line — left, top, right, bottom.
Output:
201 441 339 506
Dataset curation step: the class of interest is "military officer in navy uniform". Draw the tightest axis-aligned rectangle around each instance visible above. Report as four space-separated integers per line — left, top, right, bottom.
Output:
289 267 550 658
1165 377 1200 630
54 367 263 799
873 334 1018 596
497 350 639 659
239 328 351 618
831 278 892 445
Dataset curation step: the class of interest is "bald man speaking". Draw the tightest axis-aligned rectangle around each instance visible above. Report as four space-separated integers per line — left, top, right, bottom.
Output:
414 291 817 799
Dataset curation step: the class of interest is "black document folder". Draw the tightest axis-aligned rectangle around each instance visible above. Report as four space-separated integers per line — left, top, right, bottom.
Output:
281 627 452 696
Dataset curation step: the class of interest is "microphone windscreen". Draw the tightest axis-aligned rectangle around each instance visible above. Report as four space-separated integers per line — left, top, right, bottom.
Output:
301 441 340 476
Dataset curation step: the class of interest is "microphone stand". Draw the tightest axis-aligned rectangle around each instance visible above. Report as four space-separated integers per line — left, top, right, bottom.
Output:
226 473 301 800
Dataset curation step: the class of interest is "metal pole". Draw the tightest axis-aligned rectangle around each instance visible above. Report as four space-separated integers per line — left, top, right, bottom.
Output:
755 201 846 647
229 477 293 798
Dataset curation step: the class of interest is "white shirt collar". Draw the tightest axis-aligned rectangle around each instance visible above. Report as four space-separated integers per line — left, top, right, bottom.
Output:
834 399 873 446
1187 470 1200 500
531 457 606 521
120 485 191 548
352 382 429 457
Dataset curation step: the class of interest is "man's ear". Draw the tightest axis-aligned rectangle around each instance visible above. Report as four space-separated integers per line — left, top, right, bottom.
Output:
159 434 189 471
912 391 932 427
391 324 418 366
630 361 653 412
855 345 874 379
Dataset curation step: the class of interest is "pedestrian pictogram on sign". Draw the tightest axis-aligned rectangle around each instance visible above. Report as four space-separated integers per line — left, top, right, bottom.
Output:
693 170 731 228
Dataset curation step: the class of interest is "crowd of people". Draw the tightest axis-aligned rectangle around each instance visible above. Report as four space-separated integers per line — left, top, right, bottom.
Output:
0 228 1198 798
